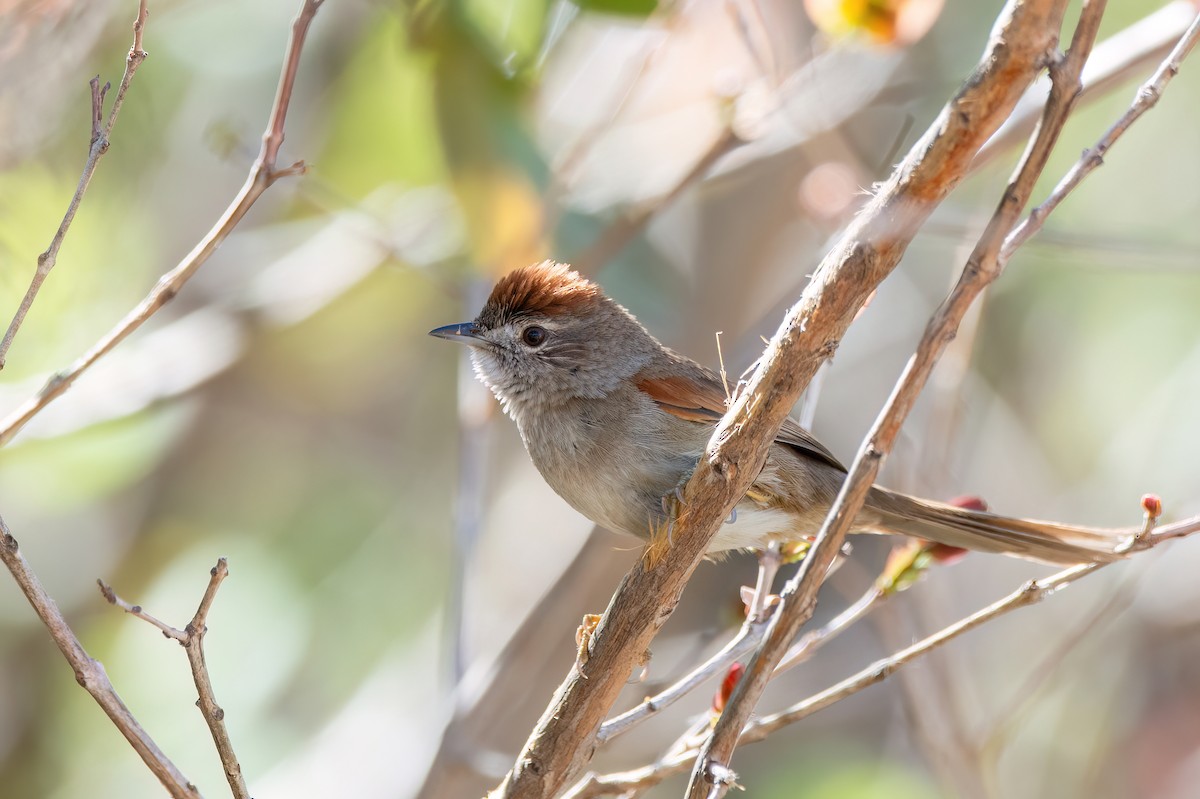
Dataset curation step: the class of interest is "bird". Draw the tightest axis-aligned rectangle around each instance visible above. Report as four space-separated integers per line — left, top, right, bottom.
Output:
430 260 1127 566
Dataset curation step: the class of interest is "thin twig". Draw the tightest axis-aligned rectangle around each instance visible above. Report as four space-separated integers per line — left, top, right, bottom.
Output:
596 623 762 744
568 511 1200 798
0 0 149 369
688 2 1107 794
101 560 249 799
0 2 325 795
773 584 883 673
975 0 1199 170
1002 8 1200 261
97 580 187 642
0 0 325 447
978 568 1135 762
592 545 923 769
742 504 1167 741
0 516 201 799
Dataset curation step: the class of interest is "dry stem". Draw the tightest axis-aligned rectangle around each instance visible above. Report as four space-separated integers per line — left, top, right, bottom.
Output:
567 512 1200 797
685 2 1102 794
0 0 326 447
0 0 327 795
0 0 150 369
1002 8 1200 260
975 0 1199 170
0 516 201 799
100 559 248 799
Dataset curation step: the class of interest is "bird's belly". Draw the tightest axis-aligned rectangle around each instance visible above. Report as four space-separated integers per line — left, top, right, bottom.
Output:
707 504 805 552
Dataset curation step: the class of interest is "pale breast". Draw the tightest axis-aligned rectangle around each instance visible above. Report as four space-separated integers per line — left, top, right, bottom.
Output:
514 390 703 540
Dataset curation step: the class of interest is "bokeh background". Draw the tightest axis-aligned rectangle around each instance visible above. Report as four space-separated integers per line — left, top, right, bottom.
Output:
2 0 1200 797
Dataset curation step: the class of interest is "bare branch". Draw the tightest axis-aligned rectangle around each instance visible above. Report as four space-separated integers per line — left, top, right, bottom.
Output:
1002 8 1200 260
0 0 149 369
976 0 1199 169
103 560 249 799
0 516 201 799
569 509 1200 798
98 579 187 642
0 0 325 447
491 2 1074 795
740 507 1173 741
687 1 1103 794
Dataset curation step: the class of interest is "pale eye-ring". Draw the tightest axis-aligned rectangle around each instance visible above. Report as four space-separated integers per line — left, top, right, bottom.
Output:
521 325 548 347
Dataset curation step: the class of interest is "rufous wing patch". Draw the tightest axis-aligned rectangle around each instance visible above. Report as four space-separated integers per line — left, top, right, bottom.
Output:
637 370 847 472
635 373 728 422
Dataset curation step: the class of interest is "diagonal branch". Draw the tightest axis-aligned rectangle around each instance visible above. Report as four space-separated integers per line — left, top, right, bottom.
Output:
565 510 1200 798
0 0 326 447
0 0 149 369
1 516 201 799
490 2 1072 796
975 0 1199 170
687 1 1105 794
1002 8 1200 260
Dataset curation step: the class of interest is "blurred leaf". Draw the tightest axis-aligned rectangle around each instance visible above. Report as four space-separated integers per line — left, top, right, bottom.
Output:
430 23 548 271
0 164 158 379
452 167 546 272
578 0 658 17
318 11 447 197
0 407 190 510
877 539 933 594
457 0 550 76
759 754 942 799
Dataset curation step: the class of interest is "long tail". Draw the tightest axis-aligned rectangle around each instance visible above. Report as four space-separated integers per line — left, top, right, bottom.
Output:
866 487 1132 565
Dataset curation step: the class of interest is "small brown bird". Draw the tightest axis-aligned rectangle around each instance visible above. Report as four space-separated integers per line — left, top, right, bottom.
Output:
431 261 1126 565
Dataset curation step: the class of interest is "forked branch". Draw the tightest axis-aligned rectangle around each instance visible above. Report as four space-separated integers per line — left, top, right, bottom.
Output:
0 516 201 799
492 1 1077 796
688 0 1108 793
100 559 248 799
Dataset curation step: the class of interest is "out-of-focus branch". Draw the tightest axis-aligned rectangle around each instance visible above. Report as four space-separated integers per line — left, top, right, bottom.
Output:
0 2 327 796
0 0 149 369
978 568 1135 763
741 513 1200 741
571 126 743 275
566 508 1200 798
100 559 248 799
0 0 326 447
597 562 890 744
491 2 1072 795
686 1 1101 795
0 516 201 799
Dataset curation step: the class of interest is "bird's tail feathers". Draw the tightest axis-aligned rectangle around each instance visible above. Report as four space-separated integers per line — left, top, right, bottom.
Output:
866 488 1131 566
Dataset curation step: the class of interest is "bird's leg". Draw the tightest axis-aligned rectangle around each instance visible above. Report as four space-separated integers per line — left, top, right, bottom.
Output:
746 540 782 621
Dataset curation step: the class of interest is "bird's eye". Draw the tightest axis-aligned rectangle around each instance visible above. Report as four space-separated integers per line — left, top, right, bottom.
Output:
521 325 548 347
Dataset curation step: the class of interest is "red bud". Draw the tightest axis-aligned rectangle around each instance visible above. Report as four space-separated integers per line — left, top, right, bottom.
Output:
1141 494 1163 520
948 495 989 512
713 662 744 714
926 543 970 564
